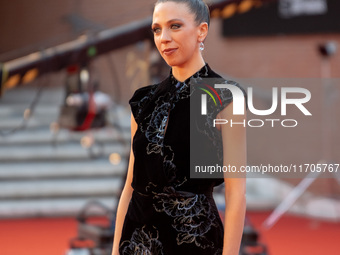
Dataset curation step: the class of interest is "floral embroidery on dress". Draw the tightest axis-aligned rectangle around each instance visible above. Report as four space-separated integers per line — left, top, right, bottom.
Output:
140 64 209 157
214 248 223 255
134 86 157 123
139 84 189 185
141 88 187 156
190 77 238 162
120 225 164 255
152 191 217 249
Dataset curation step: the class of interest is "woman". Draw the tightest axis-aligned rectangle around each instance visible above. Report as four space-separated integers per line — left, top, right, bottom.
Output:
112 0 247 254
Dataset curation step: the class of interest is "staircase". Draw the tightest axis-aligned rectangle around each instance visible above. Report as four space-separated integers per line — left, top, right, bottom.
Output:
0 85 131 218
2 85 338 222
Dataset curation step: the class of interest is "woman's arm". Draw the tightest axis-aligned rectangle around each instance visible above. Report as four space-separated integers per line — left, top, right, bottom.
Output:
216 102 247 255
111 113 138 255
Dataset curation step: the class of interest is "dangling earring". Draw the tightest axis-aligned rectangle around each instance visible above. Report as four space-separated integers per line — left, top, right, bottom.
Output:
199 42 205 51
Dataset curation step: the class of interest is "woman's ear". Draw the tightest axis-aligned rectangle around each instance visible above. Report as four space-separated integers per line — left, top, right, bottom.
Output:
198 22 208 42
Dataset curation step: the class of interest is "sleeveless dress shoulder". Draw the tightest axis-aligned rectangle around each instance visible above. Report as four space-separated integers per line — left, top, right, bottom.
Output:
129 84 158 124
119 63 246 255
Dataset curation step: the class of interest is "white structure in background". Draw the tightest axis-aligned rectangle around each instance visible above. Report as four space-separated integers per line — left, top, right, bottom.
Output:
279 0 328 18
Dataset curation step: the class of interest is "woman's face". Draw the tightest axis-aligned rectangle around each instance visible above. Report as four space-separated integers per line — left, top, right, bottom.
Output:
152 2 206 68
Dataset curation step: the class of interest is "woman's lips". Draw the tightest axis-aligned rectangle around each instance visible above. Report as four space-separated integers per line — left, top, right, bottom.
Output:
163 48 177 56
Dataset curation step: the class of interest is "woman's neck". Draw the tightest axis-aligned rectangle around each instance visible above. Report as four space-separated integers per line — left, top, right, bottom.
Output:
172 57 206 82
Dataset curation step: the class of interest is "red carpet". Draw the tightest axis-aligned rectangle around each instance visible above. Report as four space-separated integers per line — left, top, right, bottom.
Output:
0 211 339 255
0 217 77 255
247 211 340 255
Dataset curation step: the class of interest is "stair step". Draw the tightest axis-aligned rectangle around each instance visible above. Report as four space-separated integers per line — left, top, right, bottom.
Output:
0 127 130 146
0 143 129 163
0 108 131 131
0 86 64 105
0 116 51 130
0 160 127 180
0 104 60 118
0 197 118 218
0 178 123 199
0 107 15 117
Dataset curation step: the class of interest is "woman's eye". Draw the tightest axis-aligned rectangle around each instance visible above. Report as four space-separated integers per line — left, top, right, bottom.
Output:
152 27 161 34
171 24 181 29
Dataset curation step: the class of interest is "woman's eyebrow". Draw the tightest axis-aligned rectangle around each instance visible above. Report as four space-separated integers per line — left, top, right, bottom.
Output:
166 19 184 23
152 19 184 27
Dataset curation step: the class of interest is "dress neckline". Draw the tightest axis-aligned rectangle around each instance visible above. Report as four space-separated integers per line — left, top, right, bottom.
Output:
169 63 210 90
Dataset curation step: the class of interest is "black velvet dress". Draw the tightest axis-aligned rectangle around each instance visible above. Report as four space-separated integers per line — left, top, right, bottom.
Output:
119 64 246 255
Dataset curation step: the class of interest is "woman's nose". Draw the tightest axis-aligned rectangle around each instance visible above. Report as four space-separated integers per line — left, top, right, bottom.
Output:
160 29 171 43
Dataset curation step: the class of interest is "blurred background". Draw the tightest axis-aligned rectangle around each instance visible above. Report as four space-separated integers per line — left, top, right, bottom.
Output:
0 0 339 254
